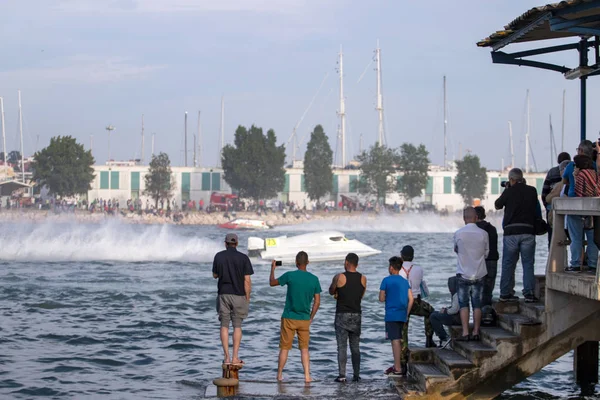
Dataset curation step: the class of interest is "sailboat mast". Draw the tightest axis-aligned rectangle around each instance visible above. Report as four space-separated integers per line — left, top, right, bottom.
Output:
338 46 346 167
375 40 384 147
549 114 553 167
0 97 6 178
443 75 448 169
141 114 145 165
151 133 155 157
184 111 188 167
561 89 566 153
197 111 202 168
218 96 224 168
18 90 25 182
508 121 514 169
525 89 530 174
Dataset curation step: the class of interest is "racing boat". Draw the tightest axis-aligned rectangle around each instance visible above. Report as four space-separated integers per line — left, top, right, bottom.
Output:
218 218 271 230
247 231 380 262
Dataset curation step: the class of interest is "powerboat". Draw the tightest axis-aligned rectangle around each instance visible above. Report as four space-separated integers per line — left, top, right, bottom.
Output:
219 218 271 230
247 231 381 262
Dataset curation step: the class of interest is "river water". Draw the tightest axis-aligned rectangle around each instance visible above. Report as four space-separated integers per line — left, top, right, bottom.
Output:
0 214 597 399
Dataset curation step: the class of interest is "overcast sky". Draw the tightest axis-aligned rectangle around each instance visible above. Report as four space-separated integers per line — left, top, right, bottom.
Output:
1 0 598 172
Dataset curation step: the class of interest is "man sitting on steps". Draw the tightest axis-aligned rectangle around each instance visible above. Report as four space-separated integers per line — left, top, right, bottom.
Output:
429 276 461 348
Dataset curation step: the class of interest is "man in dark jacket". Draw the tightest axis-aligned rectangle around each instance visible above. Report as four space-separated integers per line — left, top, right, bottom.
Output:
475 207 499 306
495 168 542 303
541 152 571 247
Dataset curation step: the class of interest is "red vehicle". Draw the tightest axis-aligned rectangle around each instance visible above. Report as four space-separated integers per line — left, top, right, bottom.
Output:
210 192 237 211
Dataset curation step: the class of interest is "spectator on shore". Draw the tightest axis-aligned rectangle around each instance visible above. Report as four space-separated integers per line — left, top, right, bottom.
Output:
270 251 321 382
212 233 254 365
429 276 461 348
454 207 488 341
475 207 499 307
542 152 571 246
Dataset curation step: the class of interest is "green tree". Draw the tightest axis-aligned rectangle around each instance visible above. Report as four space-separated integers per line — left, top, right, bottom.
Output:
355 144 397 204
303 125 333 200
455 153 488 206
8 150 22 171
397 143 430 203
222 125 286 201
30 136 95 197
144 152 175 208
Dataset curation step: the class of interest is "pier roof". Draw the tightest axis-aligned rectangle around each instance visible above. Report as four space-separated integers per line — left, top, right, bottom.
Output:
477 0 600 50
0 179 31 196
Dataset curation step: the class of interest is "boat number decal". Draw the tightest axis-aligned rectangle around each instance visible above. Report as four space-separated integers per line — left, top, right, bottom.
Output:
265 238 278 247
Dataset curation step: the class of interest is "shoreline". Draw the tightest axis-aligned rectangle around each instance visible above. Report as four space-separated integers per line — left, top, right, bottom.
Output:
0 209 383 227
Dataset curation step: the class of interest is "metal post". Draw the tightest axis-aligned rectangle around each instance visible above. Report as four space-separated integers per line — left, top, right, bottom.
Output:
443 75 447 169
184 111 188 167
141 114 145 165
18 90 25 183
376 40 385 147
0 97 7 179
580 77 587 141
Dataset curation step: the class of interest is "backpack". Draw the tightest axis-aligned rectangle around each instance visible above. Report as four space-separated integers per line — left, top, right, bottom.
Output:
575 169 600 197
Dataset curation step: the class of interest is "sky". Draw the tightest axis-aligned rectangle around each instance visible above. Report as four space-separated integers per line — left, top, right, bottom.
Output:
0 0 599 172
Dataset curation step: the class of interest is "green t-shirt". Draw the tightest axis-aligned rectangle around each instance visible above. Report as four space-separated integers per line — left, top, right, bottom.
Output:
279 269 322 320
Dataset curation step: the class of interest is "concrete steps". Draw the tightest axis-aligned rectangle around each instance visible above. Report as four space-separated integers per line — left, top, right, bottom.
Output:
402 298 546 397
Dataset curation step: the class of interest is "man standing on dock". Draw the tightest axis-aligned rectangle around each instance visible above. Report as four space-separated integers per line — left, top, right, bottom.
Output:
329 253 367 383
454 207 488 341
270 252 321 382
495 168 541 303
475 207 499 306
212 233 254 365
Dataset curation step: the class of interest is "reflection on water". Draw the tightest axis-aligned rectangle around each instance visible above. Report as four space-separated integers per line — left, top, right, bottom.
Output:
0 221 597 399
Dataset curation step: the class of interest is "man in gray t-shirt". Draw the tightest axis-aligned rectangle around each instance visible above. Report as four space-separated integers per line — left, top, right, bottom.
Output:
212 233 254 364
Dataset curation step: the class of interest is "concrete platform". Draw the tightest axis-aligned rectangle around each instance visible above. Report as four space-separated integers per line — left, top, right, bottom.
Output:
547 271 599 301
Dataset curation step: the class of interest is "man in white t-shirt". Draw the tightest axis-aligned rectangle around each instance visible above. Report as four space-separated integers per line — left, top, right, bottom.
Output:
399 245 435 372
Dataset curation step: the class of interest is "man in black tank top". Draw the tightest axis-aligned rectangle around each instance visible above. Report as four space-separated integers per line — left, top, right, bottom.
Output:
329 253 367 382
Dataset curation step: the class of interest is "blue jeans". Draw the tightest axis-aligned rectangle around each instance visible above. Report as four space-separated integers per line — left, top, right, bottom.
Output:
335 313 361 378
430 311 462 341
567 215 599 268
500 234 536 297
457 276 484 309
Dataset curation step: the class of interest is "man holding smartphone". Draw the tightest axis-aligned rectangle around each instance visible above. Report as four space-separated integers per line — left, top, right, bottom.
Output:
270 252 321 382
212 233 254 366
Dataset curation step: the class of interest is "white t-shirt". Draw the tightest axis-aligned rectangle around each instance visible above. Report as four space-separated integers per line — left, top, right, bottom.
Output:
454 223 489 280
399 261 426 297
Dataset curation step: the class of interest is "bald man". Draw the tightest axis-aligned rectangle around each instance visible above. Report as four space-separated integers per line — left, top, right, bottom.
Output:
453 207 489 341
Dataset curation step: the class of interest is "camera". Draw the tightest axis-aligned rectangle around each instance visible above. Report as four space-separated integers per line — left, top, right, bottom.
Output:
275 260 282 266
500 181 510 188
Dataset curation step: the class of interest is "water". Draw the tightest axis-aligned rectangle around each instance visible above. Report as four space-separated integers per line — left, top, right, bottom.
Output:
0 216 597 399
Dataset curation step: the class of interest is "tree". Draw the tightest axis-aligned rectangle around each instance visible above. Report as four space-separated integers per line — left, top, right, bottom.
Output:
397 143 430 203
31 136 95 197
144 152 175 208
455 153 488 206
222 125 286 201
355 144 397 204
8 150 22 171
303 125 333 200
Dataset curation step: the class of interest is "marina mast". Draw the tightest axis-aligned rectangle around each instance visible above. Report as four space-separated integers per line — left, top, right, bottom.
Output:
0 97 6 178
197 111 201 168
508 121 515 169
218 96 224 168
338 45 346 167
375 40 385 146
525 89 530 174
561 89 566 153
141 114 145 165
184 111 188 167
443 75 448 169
18 90 24 183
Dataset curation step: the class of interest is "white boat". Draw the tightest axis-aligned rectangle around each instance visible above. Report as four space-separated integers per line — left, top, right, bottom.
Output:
247 231 381 262
219 218 271 230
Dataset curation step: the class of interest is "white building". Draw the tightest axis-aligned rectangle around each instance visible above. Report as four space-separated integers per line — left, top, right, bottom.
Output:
87 164 547 211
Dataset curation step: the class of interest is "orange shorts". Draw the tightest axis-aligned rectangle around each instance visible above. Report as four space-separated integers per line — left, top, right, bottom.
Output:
279 318 311 350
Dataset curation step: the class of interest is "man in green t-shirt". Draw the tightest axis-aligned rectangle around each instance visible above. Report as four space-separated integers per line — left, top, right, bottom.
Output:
269 251 321 382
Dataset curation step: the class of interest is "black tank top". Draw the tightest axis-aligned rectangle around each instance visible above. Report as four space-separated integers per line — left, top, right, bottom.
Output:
336 271 364 314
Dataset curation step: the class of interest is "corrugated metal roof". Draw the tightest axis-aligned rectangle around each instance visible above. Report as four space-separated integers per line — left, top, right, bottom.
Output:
477 0 600 48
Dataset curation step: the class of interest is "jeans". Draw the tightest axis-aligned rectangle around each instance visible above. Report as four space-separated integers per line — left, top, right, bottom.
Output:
457 276 484 309
335 313 361 378
482 260 498 306
401 296 434 363
567 215 599 268
500 234 536 297
430 311 462 341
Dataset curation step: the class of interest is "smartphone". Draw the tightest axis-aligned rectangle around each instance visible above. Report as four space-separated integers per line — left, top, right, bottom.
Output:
275 261 282 266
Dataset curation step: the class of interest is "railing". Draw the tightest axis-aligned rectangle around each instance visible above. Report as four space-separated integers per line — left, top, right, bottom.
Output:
547 197 600 301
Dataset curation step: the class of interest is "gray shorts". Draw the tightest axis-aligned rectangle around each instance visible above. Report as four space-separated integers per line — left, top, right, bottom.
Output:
217 294 249 328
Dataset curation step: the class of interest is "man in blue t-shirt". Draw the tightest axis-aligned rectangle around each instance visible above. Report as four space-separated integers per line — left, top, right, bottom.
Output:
379 256 413 376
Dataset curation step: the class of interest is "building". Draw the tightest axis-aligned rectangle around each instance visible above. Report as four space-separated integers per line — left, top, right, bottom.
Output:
87 164 546 211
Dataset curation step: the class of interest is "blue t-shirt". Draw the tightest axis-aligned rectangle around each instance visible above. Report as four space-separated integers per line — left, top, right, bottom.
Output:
563 161 597 197
379 275 410 322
